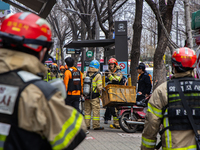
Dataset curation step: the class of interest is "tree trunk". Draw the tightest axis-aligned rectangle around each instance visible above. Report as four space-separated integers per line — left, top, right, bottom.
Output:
153 0 175 89
130 0 143 86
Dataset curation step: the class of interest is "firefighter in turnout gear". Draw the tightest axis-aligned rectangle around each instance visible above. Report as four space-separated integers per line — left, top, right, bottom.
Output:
141 47 198 150
51 63 60 79
64 57 83 112
59 65 65 80
104 58 123 129
84 60 104 130
0 12 86 150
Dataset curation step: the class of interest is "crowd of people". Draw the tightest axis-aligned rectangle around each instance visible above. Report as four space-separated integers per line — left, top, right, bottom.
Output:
0 12 199 150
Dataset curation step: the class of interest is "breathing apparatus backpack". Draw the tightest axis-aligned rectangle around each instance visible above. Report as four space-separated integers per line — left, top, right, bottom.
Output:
68 68 81 92
83 72 101 99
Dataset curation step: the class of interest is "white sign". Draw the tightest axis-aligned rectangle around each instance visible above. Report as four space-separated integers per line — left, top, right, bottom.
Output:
0 84 19 115
103 65 108 72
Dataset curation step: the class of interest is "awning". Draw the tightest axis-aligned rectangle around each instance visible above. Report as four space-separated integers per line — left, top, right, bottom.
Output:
2 0 56 18
64 39 115 48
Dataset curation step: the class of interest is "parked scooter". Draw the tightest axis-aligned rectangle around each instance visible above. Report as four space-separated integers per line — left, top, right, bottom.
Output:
118 95 151 133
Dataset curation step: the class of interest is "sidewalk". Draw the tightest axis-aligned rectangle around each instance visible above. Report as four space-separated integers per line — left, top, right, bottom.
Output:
75 108 142 150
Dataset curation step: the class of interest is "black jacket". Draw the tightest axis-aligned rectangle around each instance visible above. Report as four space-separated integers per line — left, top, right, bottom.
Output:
137 72 152 96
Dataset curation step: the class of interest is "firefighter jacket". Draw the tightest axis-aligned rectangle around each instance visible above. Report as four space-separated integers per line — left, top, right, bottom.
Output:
51 71 60 80
59 73 65 81
64 67 83 96
87 67 103 99
141 70 198 150
0 48 86 150
107 65 123 84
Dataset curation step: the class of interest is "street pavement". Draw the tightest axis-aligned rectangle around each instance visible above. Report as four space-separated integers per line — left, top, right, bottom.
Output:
75 107 142 150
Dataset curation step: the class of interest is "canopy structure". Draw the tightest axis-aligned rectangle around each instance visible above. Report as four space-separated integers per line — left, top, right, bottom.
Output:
64 39 115 48
2 0 56 18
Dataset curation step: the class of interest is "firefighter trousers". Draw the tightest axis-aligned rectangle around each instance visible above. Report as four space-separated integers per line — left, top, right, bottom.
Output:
84 97 100 129
110 107 119 127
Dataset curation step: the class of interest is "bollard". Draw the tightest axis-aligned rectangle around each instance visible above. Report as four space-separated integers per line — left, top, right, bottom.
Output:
102 75 105 87
128 74 132 86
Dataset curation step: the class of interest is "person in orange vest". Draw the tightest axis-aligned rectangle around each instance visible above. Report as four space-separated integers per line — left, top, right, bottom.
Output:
64 57 83 112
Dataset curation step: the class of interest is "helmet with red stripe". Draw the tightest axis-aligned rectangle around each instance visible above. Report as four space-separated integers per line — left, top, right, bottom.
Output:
108 58 118 65
0 12 52 53
171 47 197 72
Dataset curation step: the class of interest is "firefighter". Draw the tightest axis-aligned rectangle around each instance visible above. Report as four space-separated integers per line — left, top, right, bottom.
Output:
51 63 60 79
141 47 198 150
64 57 83 112
84 60 104 130
59 65 65 80
104 58 123 129
0 12 86 150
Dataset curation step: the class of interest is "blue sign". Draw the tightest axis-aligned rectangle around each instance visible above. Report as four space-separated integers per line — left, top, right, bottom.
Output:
118 61 128 77
0 1 10 10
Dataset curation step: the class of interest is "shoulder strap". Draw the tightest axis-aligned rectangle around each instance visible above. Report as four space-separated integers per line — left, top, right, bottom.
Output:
174 78 200 142
91 72 100 79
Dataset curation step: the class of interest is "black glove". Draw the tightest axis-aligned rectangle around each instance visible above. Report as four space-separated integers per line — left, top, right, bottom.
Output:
105 70 109 76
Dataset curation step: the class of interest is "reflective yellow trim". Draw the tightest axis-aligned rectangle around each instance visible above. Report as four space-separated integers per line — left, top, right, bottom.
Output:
109 75 114 81
84 115 91 119
142 137 156 149
114 75 121 81
184 93 200 97
113 117 119 120
162 144 196 150
0 134 7 149
147 103 163 118
0 135 6 142
169 99 181 103
93 117 100 120
169 94 179 98
50 109 83 150
163 109 172 148
97 80 102 84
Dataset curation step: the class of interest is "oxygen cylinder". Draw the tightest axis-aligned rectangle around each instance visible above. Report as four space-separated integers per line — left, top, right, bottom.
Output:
83 76 91 96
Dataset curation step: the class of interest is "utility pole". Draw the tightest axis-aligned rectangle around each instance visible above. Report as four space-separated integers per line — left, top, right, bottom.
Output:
81 20 86 73
95 0 100 62
184 0 193 49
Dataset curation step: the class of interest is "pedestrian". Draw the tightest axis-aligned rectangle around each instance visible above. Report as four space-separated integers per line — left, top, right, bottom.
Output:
141 47 198 149
104 58 123 129
64 57 83 112
84 60 104 130
136 63 152 102
0 12 86 150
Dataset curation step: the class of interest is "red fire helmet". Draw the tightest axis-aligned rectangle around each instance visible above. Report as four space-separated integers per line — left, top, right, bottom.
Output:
171 47 197 68
108 58 118 65
0 12 52 52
